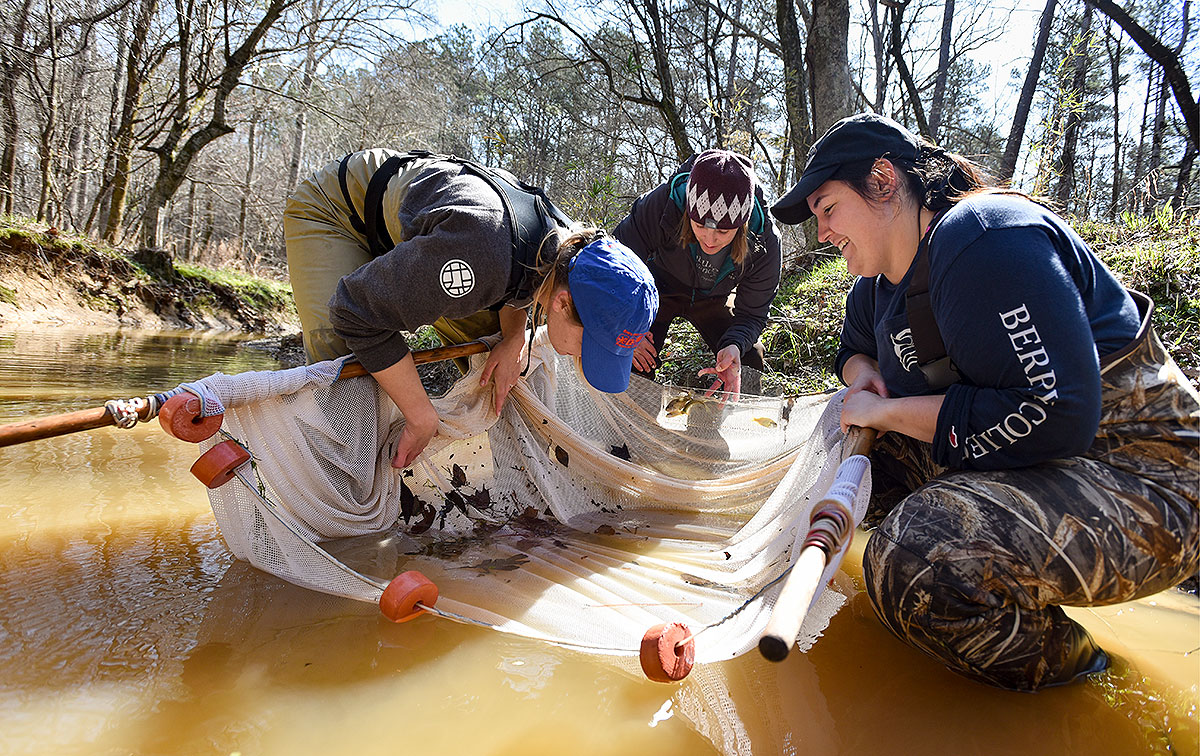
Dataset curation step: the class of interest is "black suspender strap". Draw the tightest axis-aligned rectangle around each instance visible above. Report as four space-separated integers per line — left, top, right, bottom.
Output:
905 211 960 390
362 155 406 258
337 153 368 236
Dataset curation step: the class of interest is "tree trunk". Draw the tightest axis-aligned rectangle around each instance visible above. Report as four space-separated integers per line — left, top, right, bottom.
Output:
1054 4 1094 208
1170 142 1196 209
775 0 810 179
0 0 36 215
287 10 318 191
927 0 955 141
239 118 257 253
866 0 888 112
1000 0 1057 183
102 0 157 243
807 0 854 133
1104 24 1123 218
888 2 929 136
36 0 59 223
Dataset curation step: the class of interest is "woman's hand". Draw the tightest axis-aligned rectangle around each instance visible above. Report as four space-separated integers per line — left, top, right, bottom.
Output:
392 400 439 468
842 353 889 400
699 344 742 398
631 332 658 374
480 332 526 415
370 354 441 468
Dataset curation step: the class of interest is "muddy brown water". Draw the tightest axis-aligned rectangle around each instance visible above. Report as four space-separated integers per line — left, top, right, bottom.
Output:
0 328 1195 756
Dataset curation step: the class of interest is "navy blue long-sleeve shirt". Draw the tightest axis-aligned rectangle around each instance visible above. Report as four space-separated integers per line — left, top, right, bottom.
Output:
835 194 1139 470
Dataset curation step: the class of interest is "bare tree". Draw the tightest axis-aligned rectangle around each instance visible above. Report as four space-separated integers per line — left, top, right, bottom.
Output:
1084 0 1196 151
999 0 1057 183
137 0 299 251
1054 3 1094 207
926 0 954 140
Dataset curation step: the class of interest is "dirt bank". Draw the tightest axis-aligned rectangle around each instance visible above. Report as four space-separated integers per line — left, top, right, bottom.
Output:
0 221 298 335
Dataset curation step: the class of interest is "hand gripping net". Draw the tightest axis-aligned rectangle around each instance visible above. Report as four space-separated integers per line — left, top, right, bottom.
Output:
192 329 869 669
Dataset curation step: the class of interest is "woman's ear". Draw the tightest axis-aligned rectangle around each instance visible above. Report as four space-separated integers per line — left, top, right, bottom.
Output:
870 158 900 199
551 288 572 313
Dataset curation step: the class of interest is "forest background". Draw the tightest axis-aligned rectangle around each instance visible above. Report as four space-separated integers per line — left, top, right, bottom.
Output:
0 0 1196 389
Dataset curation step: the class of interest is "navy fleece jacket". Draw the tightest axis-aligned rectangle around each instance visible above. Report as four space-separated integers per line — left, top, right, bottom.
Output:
835 194 1139 470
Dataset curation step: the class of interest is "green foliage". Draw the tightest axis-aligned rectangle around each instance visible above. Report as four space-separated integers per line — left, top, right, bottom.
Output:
0 284 17 305
174 263 295 313
655 257 854 395
1078 208 1200 378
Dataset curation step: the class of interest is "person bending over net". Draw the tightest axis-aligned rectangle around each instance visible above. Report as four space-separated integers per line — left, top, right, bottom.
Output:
772 113 1199 691
285 148 658 468
613 149 782 397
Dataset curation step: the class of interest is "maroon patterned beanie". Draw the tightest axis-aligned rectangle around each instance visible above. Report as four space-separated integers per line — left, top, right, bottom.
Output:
686 150 754 230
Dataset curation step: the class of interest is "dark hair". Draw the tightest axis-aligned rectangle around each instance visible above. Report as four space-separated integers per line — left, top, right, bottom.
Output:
677 212 749 265
831 140 990 211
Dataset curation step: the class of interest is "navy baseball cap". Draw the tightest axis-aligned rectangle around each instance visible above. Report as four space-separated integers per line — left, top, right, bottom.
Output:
772 112 921 225
569 238 658 393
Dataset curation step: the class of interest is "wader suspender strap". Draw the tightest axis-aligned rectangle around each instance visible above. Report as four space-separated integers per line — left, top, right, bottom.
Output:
336 152 418 258
905 211 961 390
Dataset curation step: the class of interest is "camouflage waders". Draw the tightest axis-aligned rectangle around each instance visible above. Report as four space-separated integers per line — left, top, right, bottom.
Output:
861 307 1199 691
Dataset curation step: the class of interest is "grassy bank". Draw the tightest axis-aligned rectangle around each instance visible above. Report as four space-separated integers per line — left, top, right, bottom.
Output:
0 217 296 333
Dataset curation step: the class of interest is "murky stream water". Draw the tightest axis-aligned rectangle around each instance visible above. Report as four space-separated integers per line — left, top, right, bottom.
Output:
0 328 1195 755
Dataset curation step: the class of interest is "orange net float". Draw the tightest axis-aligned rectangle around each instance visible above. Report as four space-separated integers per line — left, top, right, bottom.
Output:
190 439 251 489
639 622 696 682
158 392 224 442
380 570 439 623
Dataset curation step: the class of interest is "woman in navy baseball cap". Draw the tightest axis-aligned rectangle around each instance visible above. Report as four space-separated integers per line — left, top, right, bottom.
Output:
772 112 1198 691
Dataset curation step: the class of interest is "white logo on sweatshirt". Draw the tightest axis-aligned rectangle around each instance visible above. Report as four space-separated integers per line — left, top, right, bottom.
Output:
440 259 475 298
891 328 919 371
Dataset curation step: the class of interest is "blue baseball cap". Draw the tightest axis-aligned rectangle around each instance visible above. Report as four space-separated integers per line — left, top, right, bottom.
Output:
569 238 658 393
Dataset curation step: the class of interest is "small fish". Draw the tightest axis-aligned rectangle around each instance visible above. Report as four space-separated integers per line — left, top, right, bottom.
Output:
752 416 778 428
664 393 708 418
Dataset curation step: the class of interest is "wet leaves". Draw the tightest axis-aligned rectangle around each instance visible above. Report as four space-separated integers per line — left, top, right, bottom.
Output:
609 443 631 460
466 554 531 575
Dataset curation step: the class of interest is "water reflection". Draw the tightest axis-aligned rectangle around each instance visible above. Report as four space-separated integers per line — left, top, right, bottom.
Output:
0 327 1195 756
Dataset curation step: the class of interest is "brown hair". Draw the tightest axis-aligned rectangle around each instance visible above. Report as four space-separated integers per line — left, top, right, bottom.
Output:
677 213 749 265
529 228 608 327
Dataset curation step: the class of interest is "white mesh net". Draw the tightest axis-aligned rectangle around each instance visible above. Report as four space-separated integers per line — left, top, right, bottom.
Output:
192 328 869 672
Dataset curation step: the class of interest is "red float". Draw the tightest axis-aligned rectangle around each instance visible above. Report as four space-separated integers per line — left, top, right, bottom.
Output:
190 440 251 489
158 392 223 442
639 622 695 682
380 570 439 623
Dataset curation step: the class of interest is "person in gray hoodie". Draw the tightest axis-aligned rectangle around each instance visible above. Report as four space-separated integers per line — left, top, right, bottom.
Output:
613 149 782 396
285 149 657 468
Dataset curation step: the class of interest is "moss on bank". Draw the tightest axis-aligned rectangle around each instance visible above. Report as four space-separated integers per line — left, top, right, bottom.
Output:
0 217 296 333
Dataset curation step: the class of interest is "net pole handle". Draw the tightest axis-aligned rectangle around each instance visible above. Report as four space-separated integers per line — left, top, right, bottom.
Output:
759 544 830 661
0 341 492 448
335 340 490 379
758 425 877 662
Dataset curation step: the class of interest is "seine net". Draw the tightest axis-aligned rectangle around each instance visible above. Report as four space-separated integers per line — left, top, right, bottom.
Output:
191 329 869 669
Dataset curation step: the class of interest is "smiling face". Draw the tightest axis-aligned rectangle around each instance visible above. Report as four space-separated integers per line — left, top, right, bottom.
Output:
689 220 737 255
807 178 895 278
